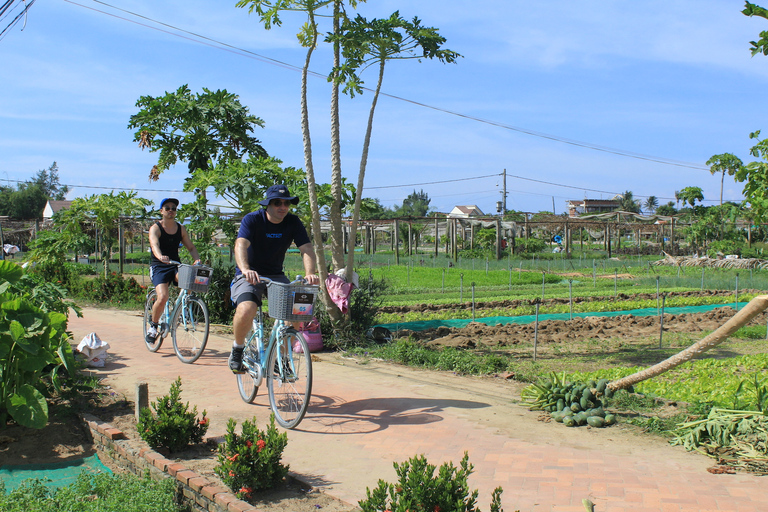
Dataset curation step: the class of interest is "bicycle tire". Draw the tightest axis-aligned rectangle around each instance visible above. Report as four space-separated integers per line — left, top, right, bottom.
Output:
171 295 209 364
237 370 259 403
143 289 163 352
266 329 312 429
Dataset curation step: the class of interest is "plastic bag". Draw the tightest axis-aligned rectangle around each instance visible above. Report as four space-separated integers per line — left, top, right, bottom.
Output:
76 332 110 368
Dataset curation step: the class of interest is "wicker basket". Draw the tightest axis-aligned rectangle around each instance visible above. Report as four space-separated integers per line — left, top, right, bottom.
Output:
177 264 213 293
267 282 318 322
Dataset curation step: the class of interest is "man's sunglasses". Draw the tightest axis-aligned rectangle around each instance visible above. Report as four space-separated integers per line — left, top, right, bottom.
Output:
270 199 293 207
163 206 177 211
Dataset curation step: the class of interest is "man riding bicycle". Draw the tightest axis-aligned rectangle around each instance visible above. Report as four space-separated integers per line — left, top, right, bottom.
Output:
146 198 201 344
229 184 320 373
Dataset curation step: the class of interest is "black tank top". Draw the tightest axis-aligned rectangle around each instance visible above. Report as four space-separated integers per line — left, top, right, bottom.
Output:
150 221 182 265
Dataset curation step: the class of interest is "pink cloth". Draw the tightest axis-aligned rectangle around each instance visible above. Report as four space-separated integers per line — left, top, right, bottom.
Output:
325 273 355 314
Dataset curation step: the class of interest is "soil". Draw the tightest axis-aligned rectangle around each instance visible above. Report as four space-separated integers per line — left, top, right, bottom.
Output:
2 292 765 511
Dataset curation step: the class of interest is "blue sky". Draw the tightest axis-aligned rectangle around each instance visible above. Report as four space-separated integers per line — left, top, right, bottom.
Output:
2 0 767 216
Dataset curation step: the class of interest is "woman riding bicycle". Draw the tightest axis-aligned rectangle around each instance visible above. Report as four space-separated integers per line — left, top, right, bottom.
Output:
229 184 320 373
146 197 201 344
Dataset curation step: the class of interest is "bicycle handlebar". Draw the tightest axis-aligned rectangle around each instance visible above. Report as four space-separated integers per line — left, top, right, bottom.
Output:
258 276 316 287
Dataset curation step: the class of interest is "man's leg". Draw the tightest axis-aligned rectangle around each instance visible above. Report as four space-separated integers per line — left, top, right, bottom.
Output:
229 300 259 373
152 282 170 324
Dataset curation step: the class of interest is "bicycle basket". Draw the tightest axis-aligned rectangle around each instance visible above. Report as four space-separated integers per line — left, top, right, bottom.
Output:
267 282 318 322
177 264 213 293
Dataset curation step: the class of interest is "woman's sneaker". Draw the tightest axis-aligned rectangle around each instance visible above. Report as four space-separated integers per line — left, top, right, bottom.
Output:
229 346 245 373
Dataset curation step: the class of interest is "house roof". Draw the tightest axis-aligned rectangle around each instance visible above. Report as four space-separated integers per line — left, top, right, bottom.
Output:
449 205 485 217
43 200 73 219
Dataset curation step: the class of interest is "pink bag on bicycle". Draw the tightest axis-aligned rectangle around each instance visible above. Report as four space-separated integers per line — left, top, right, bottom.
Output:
294 317 323 353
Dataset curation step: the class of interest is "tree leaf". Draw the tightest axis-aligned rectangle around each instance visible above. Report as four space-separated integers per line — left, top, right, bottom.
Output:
6 384 49 429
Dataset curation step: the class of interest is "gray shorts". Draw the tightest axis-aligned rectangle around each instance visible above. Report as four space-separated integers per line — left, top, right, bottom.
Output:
230 274 289 306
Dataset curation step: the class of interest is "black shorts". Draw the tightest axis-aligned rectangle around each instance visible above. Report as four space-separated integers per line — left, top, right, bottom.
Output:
150 264 177 287
229 274 289 306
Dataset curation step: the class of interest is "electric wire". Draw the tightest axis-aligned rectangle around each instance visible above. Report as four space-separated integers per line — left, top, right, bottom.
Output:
62 0 710 172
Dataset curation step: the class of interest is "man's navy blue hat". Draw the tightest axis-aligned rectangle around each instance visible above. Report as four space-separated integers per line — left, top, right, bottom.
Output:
159 198 179 209
259 185 299 206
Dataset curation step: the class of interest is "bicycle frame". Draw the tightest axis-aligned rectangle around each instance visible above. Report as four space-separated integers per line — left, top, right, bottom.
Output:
242 308 294 387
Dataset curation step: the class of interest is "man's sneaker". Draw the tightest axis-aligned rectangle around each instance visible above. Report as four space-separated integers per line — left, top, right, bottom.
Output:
145 323 158 344
229 346 245 374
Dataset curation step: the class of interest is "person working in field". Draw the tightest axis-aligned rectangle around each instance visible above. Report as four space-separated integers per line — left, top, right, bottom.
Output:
146 198 201 344
228 184 320 373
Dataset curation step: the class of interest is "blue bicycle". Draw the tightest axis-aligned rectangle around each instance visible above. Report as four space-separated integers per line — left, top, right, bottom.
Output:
236 276 317 429
142 262 212 364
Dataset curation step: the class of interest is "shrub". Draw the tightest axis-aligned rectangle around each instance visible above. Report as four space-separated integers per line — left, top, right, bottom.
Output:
358 452 503 512
137 377 208 452
67 271 147 306
204 260 236 325
215 414 289 499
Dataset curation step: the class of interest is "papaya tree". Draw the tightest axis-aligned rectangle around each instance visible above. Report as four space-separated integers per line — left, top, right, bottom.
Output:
128 85 267 184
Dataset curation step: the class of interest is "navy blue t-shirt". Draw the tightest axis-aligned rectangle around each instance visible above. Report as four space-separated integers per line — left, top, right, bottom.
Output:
235 210 311 276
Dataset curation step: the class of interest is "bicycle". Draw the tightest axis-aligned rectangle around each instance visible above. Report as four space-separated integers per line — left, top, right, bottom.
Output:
142 261 213 364
236 276 318 429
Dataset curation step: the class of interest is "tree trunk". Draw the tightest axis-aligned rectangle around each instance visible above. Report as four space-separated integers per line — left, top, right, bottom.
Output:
609 296 768 391
329 0 345 272
299 13 341 322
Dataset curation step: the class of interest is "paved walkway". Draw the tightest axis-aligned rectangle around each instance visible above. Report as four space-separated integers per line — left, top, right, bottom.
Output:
70 307 768 512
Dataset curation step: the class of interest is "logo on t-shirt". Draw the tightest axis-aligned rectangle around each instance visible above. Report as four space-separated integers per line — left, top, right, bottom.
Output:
266 233 283 239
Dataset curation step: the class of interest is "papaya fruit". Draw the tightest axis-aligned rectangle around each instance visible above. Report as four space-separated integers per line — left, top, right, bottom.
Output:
587 416 606 428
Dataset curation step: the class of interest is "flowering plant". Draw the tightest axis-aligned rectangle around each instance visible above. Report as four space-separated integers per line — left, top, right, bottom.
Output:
137 377 209 452
215 414 288 498
358 452 504 512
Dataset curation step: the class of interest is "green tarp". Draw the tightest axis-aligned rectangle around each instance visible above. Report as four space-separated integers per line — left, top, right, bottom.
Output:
0 454 111 492
377 303 738 332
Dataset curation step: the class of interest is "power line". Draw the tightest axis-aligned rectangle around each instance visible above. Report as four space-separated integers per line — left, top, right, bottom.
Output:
365 173 499 190
0 177 184 193
63 0 711 172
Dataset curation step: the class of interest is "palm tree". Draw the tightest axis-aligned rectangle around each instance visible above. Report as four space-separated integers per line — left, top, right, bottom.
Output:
706 153 744 206
619 190 641 213
644 196 659 214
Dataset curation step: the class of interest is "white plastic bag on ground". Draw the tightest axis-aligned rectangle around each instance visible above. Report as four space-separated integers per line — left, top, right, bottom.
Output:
76 332 110 368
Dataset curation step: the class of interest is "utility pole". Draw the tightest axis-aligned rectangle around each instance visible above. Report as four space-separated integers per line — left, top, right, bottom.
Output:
502 168 507 213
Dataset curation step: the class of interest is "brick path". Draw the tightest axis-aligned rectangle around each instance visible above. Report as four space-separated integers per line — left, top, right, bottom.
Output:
70 307 768 512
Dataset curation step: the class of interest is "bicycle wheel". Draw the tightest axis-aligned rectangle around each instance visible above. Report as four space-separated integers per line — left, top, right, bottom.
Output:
266 329 312 429
143 289 163 352
171 295 209 363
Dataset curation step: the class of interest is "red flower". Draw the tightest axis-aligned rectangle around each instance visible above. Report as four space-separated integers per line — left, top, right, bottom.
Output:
256 439 266 452
246 440 253 448
229 470 235 477
228 453 239 462
239 486 252 498
199 417 208 425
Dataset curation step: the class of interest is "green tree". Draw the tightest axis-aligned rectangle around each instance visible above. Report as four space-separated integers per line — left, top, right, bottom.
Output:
398 189 432 217
643 196 659 214
677 186 705 208
618 190 641 213
128 85 267 183
656 201 677 216
332 10 460 275
58 192 152 277
32 162 69 201
359 197 394 219
236 0 345 322
706 153 744 206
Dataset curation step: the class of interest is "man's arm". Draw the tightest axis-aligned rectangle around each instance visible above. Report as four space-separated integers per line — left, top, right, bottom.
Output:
180 225 201 265
148 224 169 264
235 237 260 284
297 242 319 285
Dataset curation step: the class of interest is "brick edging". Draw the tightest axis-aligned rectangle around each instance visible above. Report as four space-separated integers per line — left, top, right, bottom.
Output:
80 413 265 512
